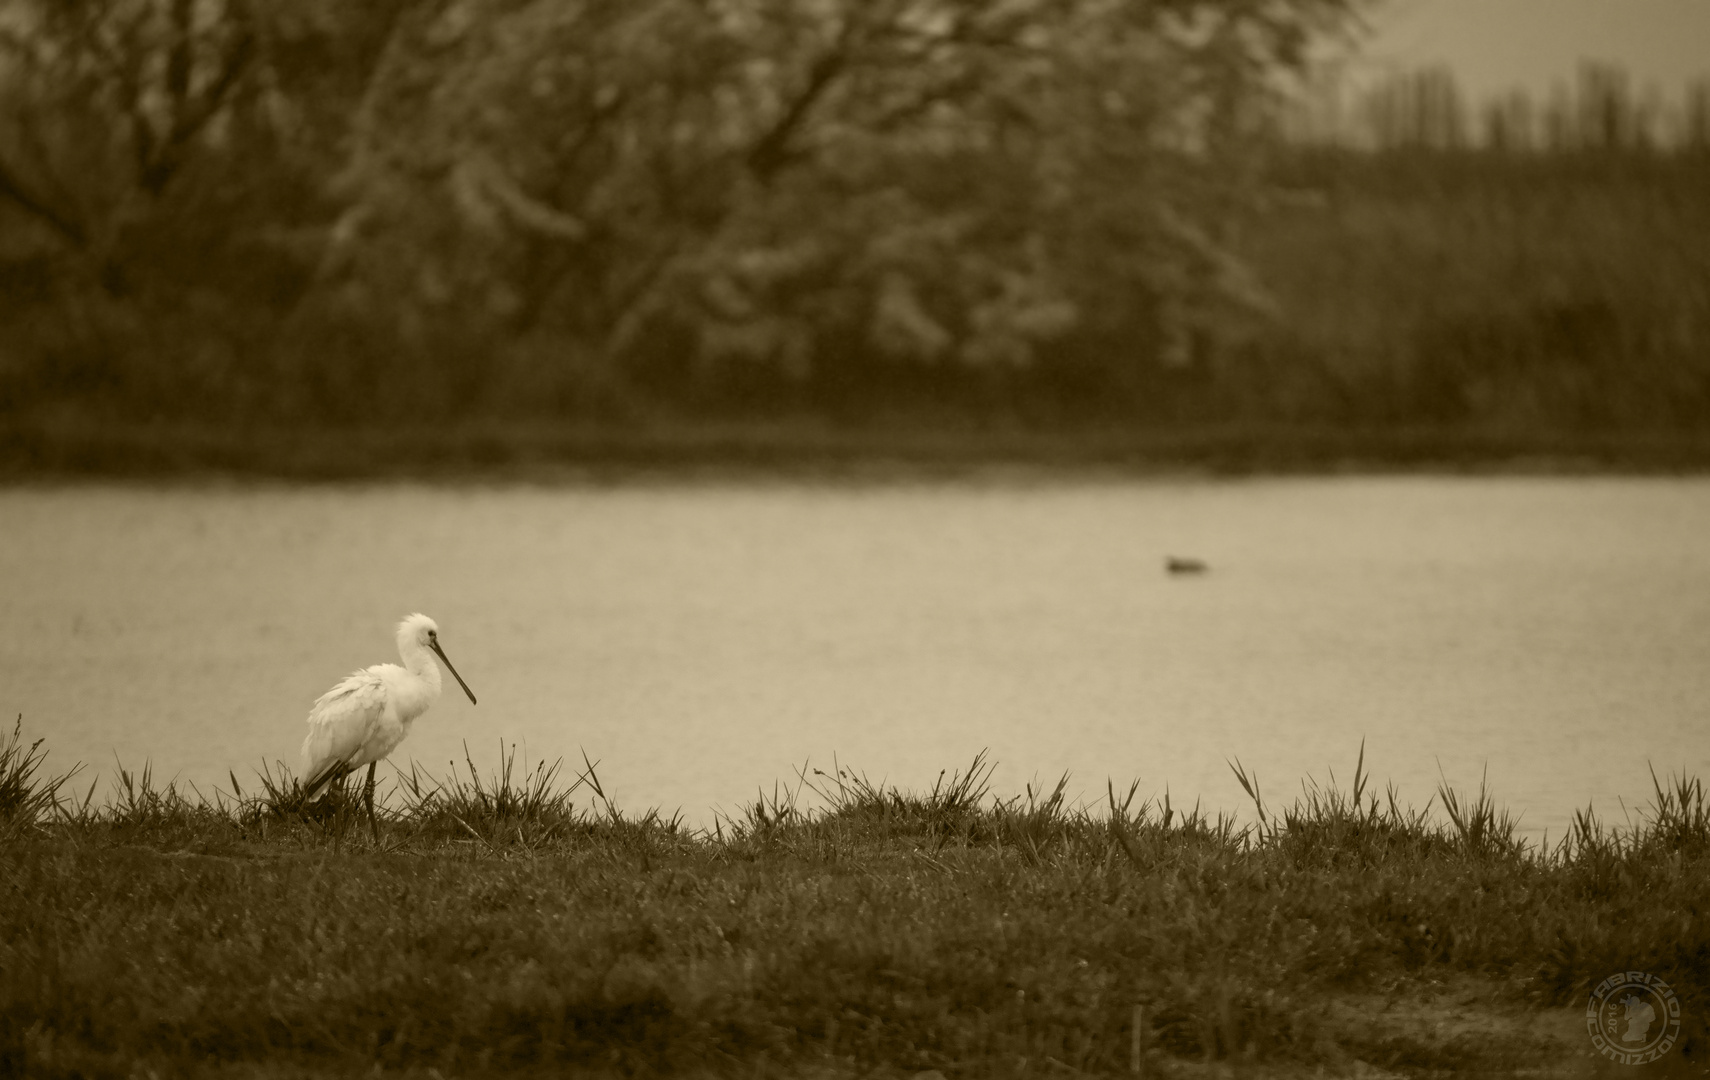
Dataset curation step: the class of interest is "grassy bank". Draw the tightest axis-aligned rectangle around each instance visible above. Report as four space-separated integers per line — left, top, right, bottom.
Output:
3 727 1707 1078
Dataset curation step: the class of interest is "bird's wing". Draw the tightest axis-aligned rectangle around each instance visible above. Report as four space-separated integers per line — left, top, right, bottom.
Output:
300 668 388 794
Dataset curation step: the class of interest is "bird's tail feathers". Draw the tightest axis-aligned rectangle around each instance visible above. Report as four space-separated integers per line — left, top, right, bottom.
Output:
301 755 357 802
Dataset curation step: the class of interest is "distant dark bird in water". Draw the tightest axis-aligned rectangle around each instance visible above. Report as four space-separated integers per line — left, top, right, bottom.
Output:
1166 556 1208 575
300 613 478 841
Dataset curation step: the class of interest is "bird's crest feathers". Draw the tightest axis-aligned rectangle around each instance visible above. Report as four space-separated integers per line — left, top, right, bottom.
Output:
397 612 439 647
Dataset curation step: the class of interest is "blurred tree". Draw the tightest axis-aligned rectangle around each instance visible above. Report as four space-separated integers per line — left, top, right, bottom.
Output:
1688 79 1710 152
0 0 1362 426
316 0 1361 420
0 0 420 416
0 0 254 287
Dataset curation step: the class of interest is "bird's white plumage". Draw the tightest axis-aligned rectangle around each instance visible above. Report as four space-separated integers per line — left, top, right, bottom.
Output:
301 613 470 796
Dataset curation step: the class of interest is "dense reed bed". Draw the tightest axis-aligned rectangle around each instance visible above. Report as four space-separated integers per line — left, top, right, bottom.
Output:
2 721 1705 1077
1239 150 1710 435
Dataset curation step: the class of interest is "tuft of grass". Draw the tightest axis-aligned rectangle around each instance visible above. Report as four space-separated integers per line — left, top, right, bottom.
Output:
990 771 1073 864
397 741 600 847
1638 766 1710 859
0 716 78 837
231 757 324 820
1437 763 1526 860
804 749 994 836
1232 740 1449 868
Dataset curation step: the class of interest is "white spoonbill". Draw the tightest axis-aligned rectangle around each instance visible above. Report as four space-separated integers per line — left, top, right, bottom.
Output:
301 613 477 839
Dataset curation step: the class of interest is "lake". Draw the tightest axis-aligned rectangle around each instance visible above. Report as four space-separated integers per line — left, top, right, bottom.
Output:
3 476 1707 842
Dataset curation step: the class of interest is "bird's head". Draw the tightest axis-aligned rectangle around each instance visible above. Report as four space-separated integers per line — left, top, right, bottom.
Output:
398 612 440 651
397 612 477 705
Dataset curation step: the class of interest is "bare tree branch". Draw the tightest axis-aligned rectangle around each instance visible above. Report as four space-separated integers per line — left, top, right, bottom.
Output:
745 43 848 183
142 22 256 195
0 154 88 248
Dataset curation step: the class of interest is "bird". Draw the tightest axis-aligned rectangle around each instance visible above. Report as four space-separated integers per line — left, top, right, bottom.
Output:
300 613 477 840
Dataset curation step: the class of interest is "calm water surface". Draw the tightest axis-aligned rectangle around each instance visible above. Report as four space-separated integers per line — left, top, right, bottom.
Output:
3 477 1707 840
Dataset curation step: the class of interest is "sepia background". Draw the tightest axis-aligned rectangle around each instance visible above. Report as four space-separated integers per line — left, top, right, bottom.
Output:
2 0 1708 836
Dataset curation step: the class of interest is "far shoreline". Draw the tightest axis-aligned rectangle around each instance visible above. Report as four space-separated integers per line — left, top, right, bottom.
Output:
6 420 1710 483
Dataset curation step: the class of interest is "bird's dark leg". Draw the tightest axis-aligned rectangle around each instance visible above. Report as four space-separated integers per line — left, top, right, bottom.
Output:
364 761 378 844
